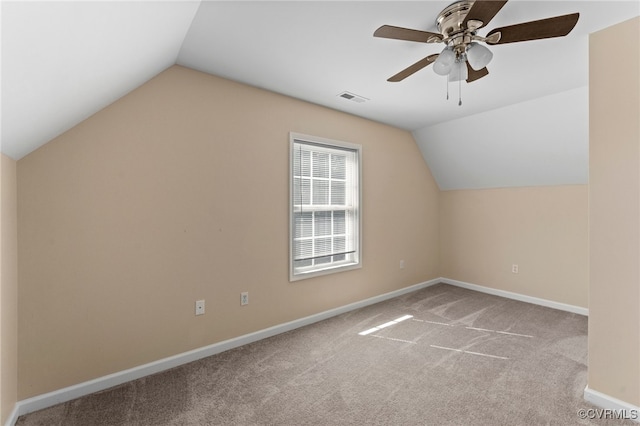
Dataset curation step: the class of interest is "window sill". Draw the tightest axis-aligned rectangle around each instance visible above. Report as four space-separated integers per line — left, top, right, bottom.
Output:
289 261 361 282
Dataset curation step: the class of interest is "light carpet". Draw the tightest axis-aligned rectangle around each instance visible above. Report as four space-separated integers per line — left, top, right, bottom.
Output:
17 283 634 425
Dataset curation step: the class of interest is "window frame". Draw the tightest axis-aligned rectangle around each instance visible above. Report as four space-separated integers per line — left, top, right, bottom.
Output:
289 132 362 281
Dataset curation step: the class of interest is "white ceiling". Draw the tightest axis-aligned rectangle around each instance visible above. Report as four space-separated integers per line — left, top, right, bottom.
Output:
415 86 589 190
2 0 639 160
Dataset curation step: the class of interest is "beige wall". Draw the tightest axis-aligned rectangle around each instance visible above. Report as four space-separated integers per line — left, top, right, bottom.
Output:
588 17 640 406
440 185 589 308
17 65 441 399
1 154 19 423
17 19 635 404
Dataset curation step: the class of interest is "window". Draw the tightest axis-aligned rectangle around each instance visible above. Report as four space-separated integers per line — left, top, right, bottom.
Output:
289 133 361 281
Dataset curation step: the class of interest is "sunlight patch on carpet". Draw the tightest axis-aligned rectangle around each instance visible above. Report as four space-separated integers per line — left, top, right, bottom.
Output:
465 327 534 338
358 315 413 336
430 344 510 360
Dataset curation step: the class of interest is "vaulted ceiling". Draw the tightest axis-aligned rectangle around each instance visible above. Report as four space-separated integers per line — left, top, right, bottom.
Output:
2 1 639 185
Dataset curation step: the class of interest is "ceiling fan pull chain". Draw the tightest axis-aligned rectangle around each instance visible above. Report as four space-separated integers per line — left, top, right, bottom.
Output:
446 73 450 100
458 77 462 106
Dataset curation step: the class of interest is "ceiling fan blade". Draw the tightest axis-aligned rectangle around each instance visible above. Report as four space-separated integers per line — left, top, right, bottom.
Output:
466 63 489 83
462 0 508 30
374 25 443 43
486 13 579 45
388 54 439 82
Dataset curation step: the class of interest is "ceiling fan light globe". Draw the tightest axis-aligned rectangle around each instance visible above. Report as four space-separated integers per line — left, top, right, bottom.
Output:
436 47 455 66
448 60 468 82
433 61 452 76
433 47 455 75
466 42 493 70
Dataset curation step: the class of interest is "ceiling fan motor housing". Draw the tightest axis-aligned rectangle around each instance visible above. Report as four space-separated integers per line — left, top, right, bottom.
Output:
437 1 478 55
437 1 473 36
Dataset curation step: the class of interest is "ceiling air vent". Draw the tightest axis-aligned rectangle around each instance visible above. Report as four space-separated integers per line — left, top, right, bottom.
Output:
338 91 368 104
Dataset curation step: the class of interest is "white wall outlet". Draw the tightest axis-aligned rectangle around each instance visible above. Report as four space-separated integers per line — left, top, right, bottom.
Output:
512 264 519 274
195 299 205 315
240 292 249 306
400 260 405 269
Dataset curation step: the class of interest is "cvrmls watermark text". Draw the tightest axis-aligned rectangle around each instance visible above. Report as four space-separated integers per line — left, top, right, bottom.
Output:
578 408 639 420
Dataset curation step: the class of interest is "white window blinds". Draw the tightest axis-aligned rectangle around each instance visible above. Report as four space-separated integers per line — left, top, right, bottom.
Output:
290 134 361 280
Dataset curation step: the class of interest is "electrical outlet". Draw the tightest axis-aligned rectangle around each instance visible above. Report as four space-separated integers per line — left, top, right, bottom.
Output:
195 300 205 315
512 264 519 274
241 292 249 306
400 260 405 269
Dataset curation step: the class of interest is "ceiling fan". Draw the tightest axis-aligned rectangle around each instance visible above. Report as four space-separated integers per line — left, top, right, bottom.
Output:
374 0 579 86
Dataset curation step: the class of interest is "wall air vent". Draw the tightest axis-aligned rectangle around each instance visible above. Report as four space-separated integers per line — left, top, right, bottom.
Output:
338 91 369 104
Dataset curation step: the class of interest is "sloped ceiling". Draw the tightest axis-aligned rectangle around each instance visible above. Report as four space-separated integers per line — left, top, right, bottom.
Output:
2 1 639 188
415 86 589 190
1 0 201 160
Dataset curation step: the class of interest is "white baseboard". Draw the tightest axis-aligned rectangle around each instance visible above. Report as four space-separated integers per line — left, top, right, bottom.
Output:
8 278 441 425
584 386 640 423
440 277 589 316
4 405 19 426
